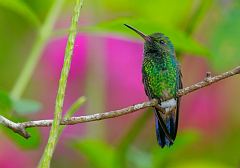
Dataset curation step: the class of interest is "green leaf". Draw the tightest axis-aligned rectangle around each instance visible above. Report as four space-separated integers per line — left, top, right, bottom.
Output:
71 139 116 168
0 90 42 115
13 99 42 114
133 0 194 28
88 18 209 56
0 0 40 26
0 90 12 117
101 0 194 28
1 116 41 149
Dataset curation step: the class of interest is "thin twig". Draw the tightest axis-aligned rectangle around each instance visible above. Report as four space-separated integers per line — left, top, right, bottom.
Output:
0 66 239 139
177 66 240 96
0 116 30 138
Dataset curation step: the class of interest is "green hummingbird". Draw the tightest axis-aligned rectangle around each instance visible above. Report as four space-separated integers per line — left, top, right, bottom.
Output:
124 24 182 147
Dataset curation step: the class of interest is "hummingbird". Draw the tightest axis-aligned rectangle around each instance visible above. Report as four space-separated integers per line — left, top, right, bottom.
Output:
124 24 182 147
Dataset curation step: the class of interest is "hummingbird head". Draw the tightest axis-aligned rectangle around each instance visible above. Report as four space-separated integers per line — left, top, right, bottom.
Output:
124 24 175 56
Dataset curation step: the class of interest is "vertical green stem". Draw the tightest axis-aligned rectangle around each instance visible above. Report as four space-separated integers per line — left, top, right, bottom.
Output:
37 0 83 167
10 0 65 100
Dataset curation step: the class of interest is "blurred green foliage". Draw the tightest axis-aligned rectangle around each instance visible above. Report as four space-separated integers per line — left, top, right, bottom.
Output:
0 0 61 150
210 4 240 71
90 19 209 56
0 89 42 149
0 90 12 117
0 0 40 26
85 0 211 56
72 139 116 168
2 115 41 149
0 90 41 116
13 99 42 114
0 0 240 167
71 131 200 168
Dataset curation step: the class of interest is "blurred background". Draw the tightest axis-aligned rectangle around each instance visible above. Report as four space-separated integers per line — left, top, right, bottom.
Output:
0 0 240 167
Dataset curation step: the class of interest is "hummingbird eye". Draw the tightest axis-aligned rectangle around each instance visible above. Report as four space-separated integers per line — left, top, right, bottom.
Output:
159 40 166 45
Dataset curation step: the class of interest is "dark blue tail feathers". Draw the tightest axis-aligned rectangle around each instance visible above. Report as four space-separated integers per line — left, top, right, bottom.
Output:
155 111 175 148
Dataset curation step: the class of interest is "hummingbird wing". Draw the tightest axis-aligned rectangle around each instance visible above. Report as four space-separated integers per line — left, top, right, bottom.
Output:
142 77 174 147
142 66 182 147
172 67 183 140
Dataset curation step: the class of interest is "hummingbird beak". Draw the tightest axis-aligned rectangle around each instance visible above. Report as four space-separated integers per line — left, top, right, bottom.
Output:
124 24 151 42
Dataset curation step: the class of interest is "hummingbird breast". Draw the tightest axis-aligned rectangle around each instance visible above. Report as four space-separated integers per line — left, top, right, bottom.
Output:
142 55 178 101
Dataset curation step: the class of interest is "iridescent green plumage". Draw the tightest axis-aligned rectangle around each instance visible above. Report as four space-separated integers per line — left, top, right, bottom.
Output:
142 33 179 100
125 24 182 147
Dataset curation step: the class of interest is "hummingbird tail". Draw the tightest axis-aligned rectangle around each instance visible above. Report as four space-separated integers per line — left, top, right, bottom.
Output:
154 109 175 148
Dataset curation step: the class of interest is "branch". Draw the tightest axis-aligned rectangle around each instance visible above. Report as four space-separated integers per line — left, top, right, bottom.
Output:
0 66 239 139
0 115 30 138
177 66 240 97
